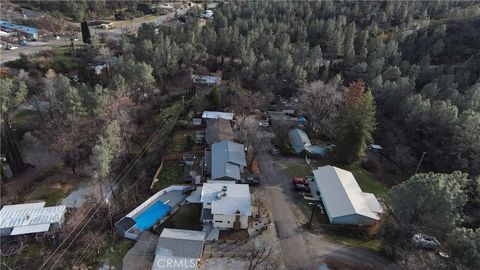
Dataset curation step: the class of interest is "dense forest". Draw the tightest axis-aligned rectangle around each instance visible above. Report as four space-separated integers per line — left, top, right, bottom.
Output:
2 1 480 268
115 2 480 266
117 1 480 177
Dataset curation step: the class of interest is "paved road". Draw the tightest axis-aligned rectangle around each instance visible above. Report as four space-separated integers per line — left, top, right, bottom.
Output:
246 116 391 270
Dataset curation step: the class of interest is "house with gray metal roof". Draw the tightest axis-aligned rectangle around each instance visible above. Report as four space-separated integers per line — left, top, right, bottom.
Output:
288 129 332 156
211 140 246 181
289 128 311 153
152 228 206 270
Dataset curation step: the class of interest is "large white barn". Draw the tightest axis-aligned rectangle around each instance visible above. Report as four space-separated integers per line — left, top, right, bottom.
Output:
313 166 383 225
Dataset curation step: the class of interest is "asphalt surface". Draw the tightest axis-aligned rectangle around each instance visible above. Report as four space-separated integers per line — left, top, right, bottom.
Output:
246 116 392 270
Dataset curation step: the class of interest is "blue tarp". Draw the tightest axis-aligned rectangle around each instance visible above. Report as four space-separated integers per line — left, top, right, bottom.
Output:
0 20 39 35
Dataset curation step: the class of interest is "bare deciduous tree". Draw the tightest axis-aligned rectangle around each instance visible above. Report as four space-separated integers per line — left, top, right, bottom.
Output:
296 80 344 138
247 239 278 270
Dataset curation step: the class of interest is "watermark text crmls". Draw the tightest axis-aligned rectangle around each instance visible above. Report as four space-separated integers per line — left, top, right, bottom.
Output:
155 258 199 269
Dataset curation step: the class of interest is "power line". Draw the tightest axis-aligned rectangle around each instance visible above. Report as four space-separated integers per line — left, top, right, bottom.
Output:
43 125 164 269
39 115 176 269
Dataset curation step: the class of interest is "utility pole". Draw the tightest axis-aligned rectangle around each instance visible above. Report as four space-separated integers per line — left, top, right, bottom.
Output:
415 152 427 174
308 203 317 229
105 199 114 236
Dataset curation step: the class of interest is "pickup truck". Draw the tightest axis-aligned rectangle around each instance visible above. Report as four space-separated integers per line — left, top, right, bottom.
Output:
239 176 260 186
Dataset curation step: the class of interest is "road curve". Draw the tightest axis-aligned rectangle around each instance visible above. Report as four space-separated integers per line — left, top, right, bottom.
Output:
246 116 391 270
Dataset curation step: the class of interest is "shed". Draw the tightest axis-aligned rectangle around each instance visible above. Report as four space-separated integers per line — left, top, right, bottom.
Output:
192 74 221 86
288 129 311 154
152 228 206 270
313 166 383 225
202 111 234 121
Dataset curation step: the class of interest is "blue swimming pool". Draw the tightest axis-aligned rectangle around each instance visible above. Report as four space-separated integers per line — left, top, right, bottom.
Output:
134 201 172 231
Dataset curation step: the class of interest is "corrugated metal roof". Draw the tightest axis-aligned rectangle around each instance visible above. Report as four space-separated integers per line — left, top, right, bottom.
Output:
0 202 45 211
0 204 66 229
152 229 206 270
160 228 206 242
211 140 246 180
206 119 233 144
202 111 234 120
288 129 311 153
200 183 251 216
313 166 381 224
11 223 50 235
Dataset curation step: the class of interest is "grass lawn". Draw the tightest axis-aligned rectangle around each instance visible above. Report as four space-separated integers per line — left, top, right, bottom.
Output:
12 109 43 131
25 179 75 206
152 161 183 189
301 202 383 253
168 129 195 153
157 203 203 232
98 239 134 269
24 163 80 206
7 46 81 74
323 233 382 253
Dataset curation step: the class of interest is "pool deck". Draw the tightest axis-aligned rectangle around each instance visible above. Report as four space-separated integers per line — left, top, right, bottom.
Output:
116 185 194 240
159 189 187 208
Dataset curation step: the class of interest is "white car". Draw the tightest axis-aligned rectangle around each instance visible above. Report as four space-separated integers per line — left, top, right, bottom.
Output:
6 44 18 50
259 121 269 127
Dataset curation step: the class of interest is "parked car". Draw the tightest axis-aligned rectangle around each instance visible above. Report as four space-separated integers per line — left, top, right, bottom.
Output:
292 177 309 186
259 121 269 127
294 183 311 193
305 176 314 182
6 44 18 50
240 176 260 186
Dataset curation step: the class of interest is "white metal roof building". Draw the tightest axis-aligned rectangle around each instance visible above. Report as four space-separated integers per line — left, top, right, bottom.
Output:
152 228 206 270
0 202 67 236
201 182 251 216
313 166 383 225
211 140 246 181
192 74 221 86
202 111 234 121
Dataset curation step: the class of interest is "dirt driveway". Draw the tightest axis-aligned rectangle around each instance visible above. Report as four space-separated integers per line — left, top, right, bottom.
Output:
246 116 392 270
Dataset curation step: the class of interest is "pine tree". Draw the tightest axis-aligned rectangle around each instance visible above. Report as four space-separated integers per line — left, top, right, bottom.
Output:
336 81 376 164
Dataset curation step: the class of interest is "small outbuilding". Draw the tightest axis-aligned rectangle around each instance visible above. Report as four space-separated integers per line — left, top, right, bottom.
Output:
152 228 206 270
288 129 331 156
202 111 234 121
